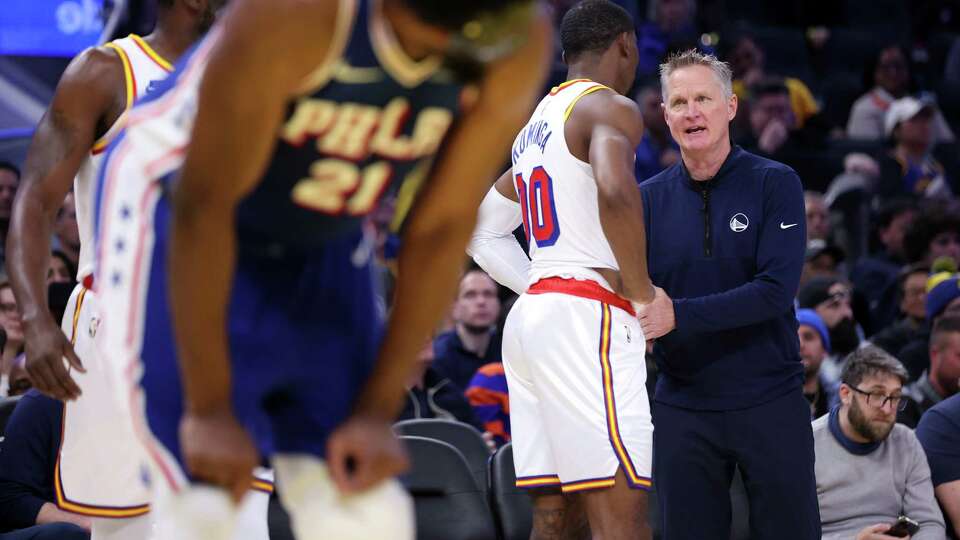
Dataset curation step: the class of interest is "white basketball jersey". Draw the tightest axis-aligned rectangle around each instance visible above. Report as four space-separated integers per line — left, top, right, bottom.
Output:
74 35 172 282
510 79 619 284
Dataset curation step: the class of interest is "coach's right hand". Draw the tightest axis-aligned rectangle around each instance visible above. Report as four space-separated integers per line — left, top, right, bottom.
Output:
181 408 258 503
23 316 85 401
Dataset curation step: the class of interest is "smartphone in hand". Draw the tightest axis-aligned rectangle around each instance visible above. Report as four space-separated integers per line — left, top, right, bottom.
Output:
886 516 919 538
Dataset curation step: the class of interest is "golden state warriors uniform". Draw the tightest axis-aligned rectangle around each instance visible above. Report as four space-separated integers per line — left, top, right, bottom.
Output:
93 0 464 495
55 34 171 518
502 79 653 493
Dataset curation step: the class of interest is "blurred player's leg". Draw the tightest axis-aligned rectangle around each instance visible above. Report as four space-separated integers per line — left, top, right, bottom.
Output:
272 455 413 540
580 467 650 540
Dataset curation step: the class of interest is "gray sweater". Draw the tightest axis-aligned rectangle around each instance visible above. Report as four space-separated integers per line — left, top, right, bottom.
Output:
813 410 946 539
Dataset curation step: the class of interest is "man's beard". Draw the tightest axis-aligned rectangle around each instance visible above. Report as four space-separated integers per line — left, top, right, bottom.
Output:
830 318 860 357
848 397 895 442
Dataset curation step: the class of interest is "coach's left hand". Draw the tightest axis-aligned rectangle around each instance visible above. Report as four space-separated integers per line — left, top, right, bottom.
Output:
327 415 409 495
637 286 676 340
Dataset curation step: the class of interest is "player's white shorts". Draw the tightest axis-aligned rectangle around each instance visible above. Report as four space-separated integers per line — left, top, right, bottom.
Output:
55 283 153 517
503 276 653 493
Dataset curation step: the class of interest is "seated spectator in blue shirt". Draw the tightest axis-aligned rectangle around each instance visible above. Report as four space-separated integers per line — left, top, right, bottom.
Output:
916 393 960 539
399 340 484 431
432 269 502 390
0 390 89 539
634 84 679 183
900 314 960 428
797 309 839 419
636 0 705 78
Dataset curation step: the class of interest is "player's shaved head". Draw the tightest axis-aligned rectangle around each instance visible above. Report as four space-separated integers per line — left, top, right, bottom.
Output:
560 0 634 63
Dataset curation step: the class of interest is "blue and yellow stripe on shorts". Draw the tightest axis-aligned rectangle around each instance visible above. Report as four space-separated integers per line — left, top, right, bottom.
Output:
595 303 652 492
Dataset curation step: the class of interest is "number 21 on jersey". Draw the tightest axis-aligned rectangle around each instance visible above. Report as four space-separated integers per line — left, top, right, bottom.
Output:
515 165 560 247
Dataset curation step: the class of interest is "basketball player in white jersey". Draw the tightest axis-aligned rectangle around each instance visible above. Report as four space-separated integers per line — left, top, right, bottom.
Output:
6 2 272 539
468 1 656 538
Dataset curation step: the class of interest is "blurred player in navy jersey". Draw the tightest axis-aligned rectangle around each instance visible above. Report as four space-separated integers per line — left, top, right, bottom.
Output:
93 0 551 538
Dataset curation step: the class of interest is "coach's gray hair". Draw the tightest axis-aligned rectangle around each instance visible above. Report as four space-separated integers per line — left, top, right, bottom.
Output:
659 49 734 103
840 345 910 388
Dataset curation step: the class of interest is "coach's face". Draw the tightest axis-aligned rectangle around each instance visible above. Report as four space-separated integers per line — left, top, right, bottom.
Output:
663 65 737 155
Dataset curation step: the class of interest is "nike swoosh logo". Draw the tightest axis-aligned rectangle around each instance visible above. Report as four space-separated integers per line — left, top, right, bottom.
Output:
780 222 798 229
333 61 384 84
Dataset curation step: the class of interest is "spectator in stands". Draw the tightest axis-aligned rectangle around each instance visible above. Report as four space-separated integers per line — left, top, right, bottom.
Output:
797 309 839 419
52 193 79 270
398 340 483 432
870 263 929 358
634 84 679 182
851 200 917 330
432 269 502 390
813 346 946 539
896 262 960 381
799 278 864 384
0 162 21 272
728 34 819 128
805 191 831 242
915 393 960 539
878 97 954 200
465 363 511 447
0 283 23 396
802 239 845 286
738 78 794 156
900 315 960 428
6 355 31 398
46 251 74 286
904 209 960 266
636 0 702 78
0 390 90 539
847 44 955 143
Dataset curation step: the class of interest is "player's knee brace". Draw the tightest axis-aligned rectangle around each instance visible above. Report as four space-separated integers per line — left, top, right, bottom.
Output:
273 454 414 540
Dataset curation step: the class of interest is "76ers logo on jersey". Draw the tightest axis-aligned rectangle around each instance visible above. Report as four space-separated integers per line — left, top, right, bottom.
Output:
281 97 453 216
516 166 561 247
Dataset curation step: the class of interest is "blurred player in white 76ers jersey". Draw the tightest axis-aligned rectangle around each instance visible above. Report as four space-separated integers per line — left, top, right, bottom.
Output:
467 0 656 538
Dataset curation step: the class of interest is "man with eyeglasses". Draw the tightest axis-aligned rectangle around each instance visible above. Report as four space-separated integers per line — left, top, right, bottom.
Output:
813 345 945 540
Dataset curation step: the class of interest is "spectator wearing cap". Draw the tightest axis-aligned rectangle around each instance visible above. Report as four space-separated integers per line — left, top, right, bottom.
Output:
847 45 955 144
798 309 839 419
814 346 946 540
850 200 917 330
799 278 865 385
870 263 930 359
899 313 960 428
877 97 954 200
904 210 960 267
915 393 960 539
896 262 960 380
802 239 845 287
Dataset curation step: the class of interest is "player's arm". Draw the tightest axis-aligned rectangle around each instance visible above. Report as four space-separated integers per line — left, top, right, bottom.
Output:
168 0 338 501
935 481 960 537
6 47 123 401
330 7 552 493
572 92 654 304
466 169 530 295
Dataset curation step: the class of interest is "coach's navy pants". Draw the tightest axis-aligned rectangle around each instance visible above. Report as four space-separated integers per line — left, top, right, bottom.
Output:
653 389 821 540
